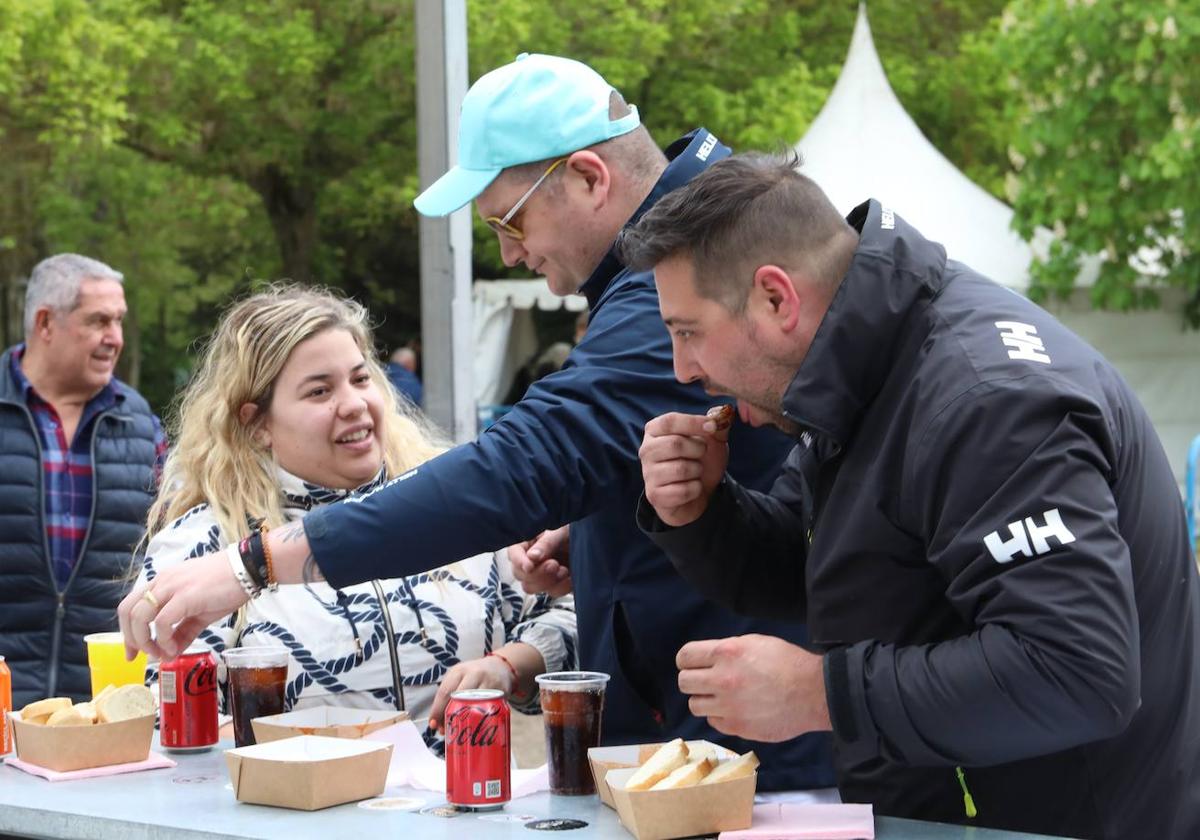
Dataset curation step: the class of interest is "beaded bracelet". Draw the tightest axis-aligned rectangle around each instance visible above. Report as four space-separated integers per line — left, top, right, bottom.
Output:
259 522 279 592
488 651 527 700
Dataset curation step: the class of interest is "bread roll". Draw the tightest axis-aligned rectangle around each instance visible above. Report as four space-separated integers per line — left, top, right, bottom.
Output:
625 738 688 791
649 757 716 790
74 702 98 724
47 706 91 727
20 697 71 720
699 750 759 785
96 684 154 723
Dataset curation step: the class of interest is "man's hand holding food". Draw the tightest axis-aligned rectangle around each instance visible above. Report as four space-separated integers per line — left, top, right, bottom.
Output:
639 406 733 528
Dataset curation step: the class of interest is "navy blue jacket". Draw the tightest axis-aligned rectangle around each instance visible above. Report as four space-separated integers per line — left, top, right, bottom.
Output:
642 202 1200 839
306 131 835 790
0 347 158 706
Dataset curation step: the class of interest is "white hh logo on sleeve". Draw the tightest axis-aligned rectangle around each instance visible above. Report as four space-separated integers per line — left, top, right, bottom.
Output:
880 207 895 230
983 508 1076 563
995 321 1051 364
695 133 718 161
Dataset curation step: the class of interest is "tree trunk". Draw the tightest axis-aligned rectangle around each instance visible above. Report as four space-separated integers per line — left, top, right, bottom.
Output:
250 166 319 283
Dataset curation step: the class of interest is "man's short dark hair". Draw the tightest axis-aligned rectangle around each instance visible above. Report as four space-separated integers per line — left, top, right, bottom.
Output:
617 152 856 313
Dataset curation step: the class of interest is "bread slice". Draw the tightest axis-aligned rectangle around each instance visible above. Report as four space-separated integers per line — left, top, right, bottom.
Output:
96 684 155 723
47 706 91 727
649 757 716 790
625 738 688 791
685 741 717 762
20 697 71 720
93 684 118 705
699 750 760 785
74 702 98 724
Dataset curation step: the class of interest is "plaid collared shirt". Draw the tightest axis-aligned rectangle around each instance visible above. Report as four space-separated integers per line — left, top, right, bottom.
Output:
9 346 167 589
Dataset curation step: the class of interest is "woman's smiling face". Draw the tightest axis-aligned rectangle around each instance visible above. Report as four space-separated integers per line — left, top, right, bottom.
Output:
255 328 385 489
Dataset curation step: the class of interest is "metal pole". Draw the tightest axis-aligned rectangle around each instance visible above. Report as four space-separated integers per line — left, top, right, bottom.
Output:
415 0 474 442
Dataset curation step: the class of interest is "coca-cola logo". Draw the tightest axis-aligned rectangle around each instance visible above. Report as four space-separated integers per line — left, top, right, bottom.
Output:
183 662 216 697
447 706 500 747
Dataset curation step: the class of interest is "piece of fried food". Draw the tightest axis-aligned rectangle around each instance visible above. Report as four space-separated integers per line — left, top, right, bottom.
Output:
706 404 735 432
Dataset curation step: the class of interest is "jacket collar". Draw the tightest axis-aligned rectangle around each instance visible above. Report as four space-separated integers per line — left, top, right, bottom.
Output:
781 200 949 450
580 128 731 310
277 464 390 514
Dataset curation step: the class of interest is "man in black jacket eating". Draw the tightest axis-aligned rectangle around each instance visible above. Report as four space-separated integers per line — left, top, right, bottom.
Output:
626 152 1200 840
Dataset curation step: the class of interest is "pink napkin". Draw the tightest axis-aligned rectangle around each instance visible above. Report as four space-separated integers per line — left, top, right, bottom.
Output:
720 803 875 839
3 751 176 782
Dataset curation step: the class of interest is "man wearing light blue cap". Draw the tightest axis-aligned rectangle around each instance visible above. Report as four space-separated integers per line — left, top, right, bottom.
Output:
125 53 835 792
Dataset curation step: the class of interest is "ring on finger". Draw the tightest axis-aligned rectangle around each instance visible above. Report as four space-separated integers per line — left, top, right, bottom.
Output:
142 589 161 610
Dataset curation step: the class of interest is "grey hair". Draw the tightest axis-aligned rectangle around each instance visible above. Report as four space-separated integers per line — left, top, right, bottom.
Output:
24 254 124 337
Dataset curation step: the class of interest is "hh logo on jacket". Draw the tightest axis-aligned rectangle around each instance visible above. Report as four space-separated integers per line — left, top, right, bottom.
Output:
996 321 1051 364
984 508 1076 563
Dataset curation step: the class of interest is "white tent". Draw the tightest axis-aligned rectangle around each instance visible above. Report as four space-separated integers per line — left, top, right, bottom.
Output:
796 5 1200 486
473 279 587 406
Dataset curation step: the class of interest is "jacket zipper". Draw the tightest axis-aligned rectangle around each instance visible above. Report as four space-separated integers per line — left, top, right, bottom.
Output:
5 397 64 697
955 766 978 819
45 406 119 697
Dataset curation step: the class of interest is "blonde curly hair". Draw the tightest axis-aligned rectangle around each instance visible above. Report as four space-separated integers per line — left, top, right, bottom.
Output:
146 283 445 544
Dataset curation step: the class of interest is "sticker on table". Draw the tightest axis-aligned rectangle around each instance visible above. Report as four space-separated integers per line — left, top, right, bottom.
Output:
478 813 537 824
359 796 426 812
419 804 465 818
525 818 589 831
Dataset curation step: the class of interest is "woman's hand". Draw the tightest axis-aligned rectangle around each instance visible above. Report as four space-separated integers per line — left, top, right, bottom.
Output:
428 655 516 732
118 546 249 660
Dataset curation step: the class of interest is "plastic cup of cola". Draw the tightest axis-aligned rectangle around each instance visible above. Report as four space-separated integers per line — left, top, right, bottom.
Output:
535 671 610 795
221 646 289 747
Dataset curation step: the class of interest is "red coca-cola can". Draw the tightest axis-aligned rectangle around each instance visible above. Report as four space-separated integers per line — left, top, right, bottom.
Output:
445 688 511 810
159 645 219 752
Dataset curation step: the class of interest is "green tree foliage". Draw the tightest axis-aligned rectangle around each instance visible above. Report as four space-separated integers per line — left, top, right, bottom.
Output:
6 0 1186 416
998 0 1199 323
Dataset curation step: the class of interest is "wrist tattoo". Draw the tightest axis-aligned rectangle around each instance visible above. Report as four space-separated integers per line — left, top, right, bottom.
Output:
302 553 324 583
280 522 306 543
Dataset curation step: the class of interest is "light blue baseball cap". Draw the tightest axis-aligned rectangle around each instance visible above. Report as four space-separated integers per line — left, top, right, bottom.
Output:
414 53 641 217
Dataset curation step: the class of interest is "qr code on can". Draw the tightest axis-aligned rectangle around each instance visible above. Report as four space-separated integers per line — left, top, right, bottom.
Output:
486 779 502 799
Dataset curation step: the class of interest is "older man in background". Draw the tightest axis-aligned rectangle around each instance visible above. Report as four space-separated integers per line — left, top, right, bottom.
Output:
0 254 164 706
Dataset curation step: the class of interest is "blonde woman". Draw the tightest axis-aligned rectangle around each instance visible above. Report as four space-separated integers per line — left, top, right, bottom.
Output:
136 285 575 747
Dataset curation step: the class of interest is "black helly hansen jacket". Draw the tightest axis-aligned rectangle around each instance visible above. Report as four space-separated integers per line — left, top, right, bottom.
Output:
641 200 1200 839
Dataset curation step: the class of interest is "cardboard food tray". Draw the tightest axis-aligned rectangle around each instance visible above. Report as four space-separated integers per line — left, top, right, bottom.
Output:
7 710 155 772
250 705 407 743
588 740 738 810
605 764 756 840
225 734 393 810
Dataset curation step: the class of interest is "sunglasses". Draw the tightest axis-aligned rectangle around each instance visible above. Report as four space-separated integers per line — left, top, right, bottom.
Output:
484 157 568 240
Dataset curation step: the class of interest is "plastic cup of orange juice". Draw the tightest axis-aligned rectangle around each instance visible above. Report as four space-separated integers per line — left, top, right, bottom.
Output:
83 632 147 698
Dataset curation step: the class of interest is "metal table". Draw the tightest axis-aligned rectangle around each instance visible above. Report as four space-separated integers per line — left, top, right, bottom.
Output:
0 742 1067 840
